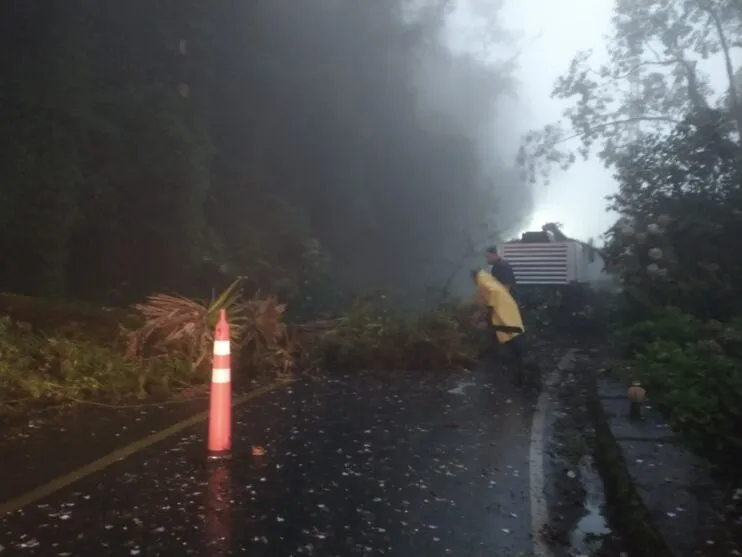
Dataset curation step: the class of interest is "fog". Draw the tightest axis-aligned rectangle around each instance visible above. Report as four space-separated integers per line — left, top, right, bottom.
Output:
499 0 616 242
207 0 534 298
0 0 536 303
499 0 742 242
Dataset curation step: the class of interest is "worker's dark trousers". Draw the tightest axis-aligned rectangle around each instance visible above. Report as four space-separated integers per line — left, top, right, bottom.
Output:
501 335 527 385
492 337 541 392
483 329 526 384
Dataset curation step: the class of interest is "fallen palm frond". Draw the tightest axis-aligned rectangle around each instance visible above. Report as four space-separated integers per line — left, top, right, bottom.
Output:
124 281 485 378
239 294 299 376
123 278 249 370
123 279 302 377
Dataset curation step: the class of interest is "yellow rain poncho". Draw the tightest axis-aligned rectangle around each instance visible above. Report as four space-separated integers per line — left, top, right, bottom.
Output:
474 269 525 345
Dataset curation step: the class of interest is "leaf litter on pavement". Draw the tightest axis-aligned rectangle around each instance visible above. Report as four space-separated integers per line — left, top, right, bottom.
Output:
0 370 553 556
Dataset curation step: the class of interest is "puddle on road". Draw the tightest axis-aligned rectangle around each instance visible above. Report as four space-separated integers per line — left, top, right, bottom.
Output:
447 379 476 395
569 455 612 555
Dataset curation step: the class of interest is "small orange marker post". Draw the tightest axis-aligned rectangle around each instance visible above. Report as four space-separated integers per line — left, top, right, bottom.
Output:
208 309 232 460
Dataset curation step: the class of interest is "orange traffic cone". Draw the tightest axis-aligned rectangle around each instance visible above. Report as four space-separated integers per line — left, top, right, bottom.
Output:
208 309 232 459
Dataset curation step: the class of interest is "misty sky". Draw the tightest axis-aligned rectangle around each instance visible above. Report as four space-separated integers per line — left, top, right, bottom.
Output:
453 0 617 242
504 0 616 242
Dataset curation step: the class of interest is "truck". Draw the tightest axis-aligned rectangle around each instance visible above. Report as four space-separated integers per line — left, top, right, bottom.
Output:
497 228 613 289
497 228 616 339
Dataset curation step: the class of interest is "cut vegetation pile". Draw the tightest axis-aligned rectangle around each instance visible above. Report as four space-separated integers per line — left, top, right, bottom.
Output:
297 299 484 372
0 282 485 416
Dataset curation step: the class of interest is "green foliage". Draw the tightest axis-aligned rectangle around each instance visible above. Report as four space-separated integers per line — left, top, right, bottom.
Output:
619 308 709 349
600 109 742 479
300 298 484 372
624 310 742 476
603 111 742 320
0 317 195 414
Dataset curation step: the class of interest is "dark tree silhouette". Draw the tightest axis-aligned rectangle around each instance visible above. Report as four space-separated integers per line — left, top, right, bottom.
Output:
0 0 527 307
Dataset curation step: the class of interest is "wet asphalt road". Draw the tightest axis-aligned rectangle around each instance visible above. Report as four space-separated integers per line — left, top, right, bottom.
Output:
0 366 540 557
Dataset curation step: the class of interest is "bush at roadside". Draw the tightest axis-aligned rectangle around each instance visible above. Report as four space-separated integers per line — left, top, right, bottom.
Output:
0 316 195 414
298 298 486 372
621 309 742 478
0 282 489 417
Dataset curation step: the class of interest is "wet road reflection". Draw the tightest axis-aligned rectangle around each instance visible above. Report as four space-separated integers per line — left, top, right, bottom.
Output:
0 368 537 556
205 462 232 557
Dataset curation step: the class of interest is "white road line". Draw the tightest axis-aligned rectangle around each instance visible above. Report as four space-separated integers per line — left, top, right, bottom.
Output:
529 349 576 557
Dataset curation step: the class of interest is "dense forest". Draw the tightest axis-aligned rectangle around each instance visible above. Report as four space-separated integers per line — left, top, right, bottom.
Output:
0 0 528 309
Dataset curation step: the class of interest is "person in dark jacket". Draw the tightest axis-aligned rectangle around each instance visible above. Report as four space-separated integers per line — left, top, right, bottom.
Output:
486 246 517 299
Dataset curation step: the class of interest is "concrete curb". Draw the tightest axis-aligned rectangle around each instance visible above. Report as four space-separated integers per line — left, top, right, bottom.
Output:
588 377 674 557
530 348 577 557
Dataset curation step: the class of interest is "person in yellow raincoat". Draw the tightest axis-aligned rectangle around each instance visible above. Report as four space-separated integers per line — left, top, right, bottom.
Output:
473 269 524 342
471 269 532 385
